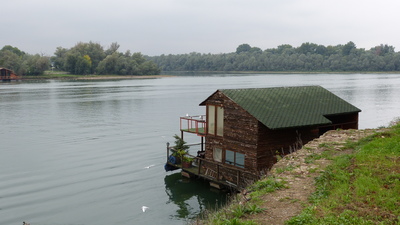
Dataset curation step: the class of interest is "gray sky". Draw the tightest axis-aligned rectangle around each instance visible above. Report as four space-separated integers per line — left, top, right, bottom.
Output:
2 0 400 56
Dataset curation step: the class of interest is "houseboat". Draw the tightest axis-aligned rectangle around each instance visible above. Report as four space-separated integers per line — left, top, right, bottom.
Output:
165 86 361 190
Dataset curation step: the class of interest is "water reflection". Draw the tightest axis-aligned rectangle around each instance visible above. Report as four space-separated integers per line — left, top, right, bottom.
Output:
164 172 228 220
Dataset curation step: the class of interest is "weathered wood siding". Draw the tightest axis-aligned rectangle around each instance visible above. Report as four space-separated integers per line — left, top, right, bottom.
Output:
204 91 259 172
256 125 319 170
319 113 359 134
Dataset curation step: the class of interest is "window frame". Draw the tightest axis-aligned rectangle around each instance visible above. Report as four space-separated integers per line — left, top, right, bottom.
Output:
207 104 224 136
224 150 245 168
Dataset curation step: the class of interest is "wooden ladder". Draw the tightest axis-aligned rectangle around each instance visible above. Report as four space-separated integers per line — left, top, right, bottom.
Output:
205 168 217 179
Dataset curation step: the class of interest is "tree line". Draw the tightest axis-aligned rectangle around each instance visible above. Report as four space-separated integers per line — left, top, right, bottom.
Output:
2 41 400 75
149 42 400 72
0 42 161 76
0 45 50 75
52 42 160 75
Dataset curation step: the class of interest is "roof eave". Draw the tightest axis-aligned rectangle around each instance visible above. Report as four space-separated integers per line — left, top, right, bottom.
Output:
266 121 333 130
199 90 221 106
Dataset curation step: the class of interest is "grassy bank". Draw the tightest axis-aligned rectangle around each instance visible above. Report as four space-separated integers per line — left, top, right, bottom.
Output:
193 122 399 225
192 178 287 225
286 124 400 224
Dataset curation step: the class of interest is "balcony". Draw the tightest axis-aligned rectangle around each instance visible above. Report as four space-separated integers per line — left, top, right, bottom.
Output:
180 115 206 136
165 143 259 190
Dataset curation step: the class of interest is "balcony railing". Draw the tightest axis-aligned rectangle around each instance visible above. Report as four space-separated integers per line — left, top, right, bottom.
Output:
166 143 260 190
180 115 206 136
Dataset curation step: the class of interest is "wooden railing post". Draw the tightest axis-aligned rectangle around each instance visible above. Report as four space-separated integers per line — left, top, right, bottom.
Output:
217 164 220 181
166 142 170 161
198 159 202 175
237 170 240 187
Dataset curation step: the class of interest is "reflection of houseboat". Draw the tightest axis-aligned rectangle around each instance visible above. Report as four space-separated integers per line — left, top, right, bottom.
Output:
164 173 227 219
165 86 361 190
0 68 20 81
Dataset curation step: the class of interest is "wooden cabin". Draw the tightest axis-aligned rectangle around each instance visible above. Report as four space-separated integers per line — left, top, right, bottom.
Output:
0 68 20 81
166 86 361 189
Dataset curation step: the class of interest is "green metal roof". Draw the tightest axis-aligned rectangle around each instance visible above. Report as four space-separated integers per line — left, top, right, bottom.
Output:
202 86 361 130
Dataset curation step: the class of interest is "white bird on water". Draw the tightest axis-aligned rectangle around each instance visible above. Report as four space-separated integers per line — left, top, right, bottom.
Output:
144 164 155 169
142 206 149 212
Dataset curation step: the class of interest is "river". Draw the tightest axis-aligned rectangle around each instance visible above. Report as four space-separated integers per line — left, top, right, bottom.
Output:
1 73 399 225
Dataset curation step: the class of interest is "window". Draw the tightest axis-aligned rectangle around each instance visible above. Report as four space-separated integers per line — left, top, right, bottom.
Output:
213 148 222 162
225 150 245 168
207 105 224 136
216 106 224 136
208 105 215 135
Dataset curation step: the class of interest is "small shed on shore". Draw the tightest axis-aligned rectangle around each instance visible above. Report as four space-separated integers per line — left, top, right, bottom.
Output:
199 86 361 172
0 68 20 81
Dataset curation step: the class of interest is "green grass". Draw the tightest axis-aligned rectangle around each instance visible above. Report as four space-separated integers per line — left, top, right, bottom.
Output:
286 123 400 225
248 178 287 199
193 178 285 224
304 149 336 164
275 164 296 173
194 202 262 225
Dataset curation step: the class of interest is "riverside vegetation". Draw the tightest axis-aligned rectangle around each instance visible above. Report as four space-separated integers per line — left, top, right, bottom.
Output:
150 42 400 72
192 119 400 225
3 41 400 78
0 42 161 76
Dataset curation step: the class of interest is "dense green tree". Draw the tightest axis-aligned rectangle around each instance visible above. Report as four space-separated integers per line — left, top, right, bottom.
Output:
96 52 119 74
1 45 25 56
297 42 319 54
52 47 68 70
372 44 395 56
140 61 161 75
25 54 50 75
250 47 262 54
0 50 22 72
0 46 49 75
105 42 120 56
273 44 293 55
236 44 252 54
68 42 105 74
49 42 160 75
342 41 356 56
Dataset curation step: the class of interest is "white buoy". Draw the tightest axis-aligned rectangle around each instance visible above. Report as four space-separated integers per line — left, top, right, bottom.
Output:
142 206 149 212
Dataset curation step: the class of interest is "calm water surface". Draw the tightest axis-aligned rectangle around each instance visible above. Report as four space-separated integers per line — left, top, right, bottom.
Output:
1 74 399 225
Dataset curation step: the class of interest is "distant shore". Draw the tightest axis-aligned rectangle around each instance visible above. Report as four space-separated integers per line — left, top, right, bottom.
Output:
20 74 174 80
76 75 174 80
18 71 400 81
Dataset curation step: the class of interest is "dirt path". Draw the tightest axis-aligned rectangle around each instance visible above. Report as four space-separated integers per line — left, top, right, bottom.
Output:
246 129 382 225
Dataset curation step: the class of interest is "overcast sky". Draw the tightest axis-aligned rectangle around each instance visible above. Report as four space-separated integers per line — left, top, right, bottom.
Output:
2 0 400 56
